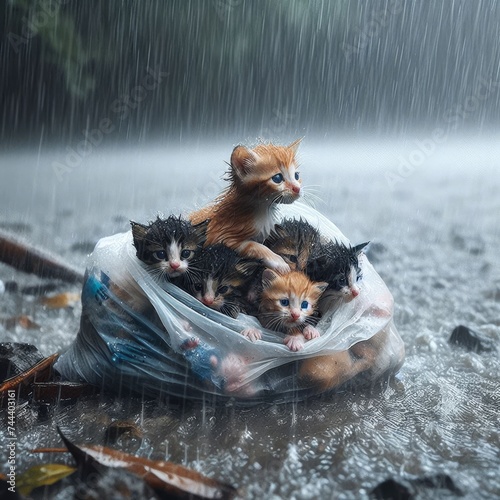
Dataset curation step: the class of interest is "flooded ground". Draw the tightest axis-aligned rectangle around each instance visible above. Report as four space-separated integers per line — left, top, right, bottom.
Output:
1 137 499 498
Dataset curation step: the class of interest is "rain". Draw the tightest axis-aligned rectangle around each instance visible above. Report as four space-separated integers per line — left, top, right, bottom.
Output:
1 1 500 498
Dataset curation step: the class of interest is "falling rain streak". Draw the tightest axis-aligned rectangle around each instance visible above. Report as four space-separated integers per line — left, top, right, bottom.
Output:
1 1 500 499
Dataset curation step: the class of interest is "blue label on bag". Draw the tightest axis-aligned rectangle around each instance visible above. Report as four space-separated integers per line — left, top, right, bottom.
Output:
84 274 109 305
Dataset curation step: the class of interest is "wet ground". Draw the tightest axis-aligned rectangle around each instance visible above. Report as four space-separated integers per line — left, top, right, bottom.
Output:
1 136 499 498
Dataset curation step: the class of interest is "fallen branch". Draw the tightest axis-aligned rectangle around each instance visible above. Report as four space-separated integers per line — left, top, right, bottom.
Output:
0 229 84 284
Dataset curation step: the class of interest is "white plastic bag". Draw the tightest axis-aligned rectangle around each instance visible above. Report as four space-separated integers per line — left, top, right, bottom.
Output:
55 203 404 403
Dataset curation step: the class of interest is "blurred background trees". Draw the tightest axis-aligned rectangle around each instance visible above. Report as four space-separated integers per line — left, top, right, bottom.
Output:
2 0 500 146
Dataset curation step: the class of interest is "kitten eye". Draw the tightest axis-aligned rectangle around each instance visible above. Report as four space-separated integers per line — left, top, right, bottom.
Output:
217 285 229 295
356 273 363 282
271 173 284 184
194 283 203 292
301 300 309 309
152 250 167 261
294 172 300 180
180 249 193 259
280 298 290 306
288 255 298 263
336 276 347 287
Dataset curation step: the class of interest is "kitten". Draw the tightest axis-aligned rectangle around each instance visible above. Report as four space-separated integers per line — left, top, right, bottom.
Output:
264 218 322 272
189 140 303 273
306 241 369 313
242 269 328 352
182 244 257 318
130 215 207 285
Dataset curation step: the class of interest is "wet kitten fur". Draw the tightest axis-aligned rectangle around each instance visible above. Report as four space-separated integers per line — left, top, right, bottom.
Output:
264 218 322 272
307 241 369 313
242 269 328 352
189 140 303 273
182 244 258 318
130 215 207 284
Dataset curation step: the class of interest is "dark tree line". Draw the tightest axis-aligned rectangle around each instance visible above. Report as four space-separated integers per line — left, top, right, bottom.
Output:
2 0 500 146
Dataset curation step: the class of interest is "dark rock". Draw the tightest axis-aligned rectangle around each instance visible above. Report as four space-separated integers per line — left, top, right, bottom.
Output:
370 478 413 499
371 473 464 499
449 325 495 353
413 473 463 496
0 343 44 382
3 281 19 293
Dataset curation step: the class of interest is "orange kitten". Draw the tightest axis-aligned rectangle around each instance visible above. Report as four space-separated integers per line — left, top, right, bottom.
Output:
242 269 328 352
190 140 303 272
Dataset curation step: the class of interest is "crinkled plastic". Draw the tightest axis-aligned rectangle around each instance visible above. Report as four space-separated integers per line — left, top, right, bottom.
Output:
55 203 404 403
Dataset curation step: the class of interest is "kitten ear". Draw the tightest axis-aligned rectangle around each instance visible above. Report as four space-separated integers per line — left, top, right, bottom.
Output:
273 223 287 238
353 241 370 256
314 282 329 294
262 268 279 288
231 145 260 176
192 219 209 243
235 259 261 276
130 221 148 241
287 137 303 154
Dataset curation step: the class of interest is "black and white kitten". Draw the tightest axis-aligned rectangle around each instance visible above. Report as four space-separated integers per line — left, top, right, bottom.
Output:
130 215 208 285
307 240 369 312
182 244 257 318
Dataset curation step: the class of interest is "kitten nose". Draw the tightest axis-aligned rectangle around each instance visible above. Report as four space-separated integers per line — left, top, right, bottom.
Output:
202 296 214 306
170 261 180 270
292 184 301 194
350 286 359 298
291 309 301 321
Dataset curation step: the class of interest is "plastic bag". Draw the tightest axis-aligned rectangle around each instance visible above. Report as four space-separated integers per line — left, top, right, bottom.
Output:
55 203 404 403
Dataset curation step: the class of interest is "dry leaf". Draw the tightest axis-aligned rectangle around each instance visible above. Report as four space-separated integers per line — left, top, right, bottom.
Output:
17 464 76 495
57 428 237 499
39 292 80 309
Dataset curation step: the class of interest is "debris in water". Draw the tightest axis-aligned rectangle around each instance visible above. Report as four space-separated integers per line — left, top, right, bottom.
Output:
0 229 84 283
56 427 238 499
39 292 80 309
449 325 495 353
0 315 41 330
0 343 44 382
16 464 76 496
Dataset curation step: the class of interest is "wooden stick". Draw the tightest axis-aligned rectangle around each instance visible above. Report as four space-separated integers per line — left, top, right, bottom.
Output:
0 229 84 283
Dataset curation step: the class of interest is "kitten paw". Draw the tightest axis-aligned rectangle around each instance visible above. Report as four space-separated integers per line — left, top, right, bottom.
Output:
241 327 262 342
303 325 321 341
218 354 256 397
264 255 291 274
181 319 193 332
284 334 305 351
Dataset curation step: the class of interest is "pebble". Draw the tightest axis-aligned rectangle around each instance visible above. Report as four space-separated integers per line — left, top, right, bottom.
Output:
449 325 495 353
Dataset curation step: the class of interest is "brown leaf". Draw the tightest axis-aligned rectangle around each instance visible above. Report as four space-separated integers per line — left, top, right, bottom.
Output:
39 292 80 309
57 428 237 499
